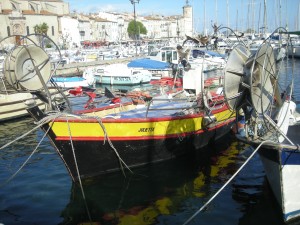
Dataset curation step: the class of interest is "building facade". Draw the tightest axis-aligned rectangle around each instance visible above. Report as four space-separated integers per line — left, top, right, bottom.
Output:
0 0 193 49
0 0 69 45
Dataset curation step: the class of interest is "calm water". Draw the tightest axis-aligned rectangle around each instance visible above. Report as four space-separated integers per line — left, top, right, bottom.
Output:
0 58 300 225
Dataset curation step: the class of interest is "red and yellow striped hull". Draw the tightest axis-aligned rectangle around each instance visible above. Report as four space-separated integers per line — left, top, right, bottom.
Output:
28 104 235 181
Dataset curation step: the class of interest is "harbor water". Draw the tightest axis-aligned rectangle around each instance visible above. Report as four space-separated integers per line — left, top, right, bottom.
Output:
0 59 300 225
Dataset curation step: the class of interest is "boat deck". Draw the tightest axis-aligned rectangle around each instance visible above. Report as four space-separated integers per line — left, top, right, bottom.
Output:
101 100 197 119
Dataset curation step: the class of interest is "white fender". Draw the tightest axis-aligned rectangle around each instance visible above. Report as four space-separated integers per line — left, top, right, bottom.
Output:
277 100 296 143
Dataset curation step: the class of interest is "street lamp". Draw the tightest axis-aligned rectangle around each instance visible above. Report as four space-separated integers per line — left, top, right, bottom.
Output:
130 0 140 56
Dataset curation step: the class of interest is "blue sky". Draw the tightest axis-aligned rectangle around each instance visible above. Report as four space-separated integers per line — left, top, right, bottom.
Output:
66 0 300 33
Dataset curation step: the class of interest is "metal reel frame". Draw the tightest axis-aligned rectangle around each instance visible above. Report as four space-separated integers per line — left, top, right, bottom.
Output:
223 27 294 142
246 27 293 141
0 34 69 110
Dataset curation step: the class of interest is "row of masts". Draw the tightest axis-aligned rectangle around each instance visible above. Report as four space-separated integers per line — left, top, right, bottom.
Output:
196 0 295 35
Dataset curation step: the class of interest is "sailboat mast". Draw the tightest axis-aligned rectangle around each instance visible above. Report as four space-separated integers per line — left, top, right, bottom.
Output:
279 0 282 27
236 9 238 32
226 0 229 36
215 0 218 26
258 2 261 35
298 1 300 30
252 0 255 34
264 0 267 33
204 0 206 35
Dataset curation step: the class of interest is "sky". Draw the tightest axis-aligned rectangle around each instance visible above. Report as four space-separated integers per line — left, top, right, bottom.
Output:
66 0 300 34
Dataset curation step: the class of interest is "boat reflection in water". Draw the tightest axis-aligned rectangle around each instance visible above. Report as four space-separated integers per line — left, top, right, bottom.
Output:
59 133 241 225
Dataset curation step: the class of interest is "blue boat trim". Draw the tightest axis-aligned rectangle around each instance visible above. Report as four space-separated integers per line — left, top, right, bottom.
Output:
284 209 300 222
52 77 85 82
281 150 300 166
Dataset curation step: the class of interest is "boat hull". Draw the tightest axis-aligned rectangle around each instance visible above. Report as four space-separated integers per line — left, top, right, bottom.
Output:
257 124 300 222
94 75 142 85
27 105 235 181
52 77 91 88
0 91 65 122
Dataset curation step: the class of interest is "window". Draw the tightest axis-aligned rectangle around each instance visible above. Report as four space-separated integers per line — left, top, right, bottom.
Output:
29 4 36 12
161 51 166 61
166 50 172 62
26 26 29 35
172 51 177 60
7 26 10 36
52 26 54 36
11 2 17 10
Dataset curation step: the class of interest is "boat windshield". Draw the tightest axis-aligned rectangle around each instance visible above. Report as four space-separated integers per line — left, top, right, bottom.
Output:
149 51 159 56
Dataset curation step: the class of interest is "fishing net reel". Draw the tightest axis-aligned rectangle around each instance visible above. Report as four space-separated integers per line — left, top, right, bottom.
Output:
223 30 292 142
0 34 61 91
0 34 68 110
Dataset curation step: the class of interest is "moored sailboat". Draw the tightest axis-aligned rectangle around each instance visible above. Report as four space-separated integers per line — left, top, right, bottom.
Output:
222 27 300 223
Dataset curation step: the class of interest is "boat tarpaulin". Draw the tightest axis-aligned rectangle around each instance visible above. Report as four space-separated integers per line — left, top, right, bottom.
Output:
128 58 170 70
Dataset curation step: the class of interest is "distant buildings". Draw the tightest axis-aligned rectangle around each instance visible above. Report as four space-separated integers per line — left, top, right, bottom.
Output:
0 0 193 49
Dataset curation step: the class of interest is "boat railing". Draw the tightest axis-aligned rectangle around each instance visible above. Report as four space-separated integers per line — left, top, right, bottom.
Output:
145 97 197 118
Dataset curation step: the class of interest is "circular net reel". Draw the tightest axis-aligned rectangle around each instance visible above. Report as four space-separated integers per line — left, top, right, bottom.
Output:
224 41 290 141
0 34 69 111
4 44 51 91
0 34 61 91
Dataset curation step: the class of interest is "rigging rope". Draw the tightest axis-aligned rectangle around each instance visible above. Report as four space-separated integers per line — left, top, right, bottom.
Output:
66 117 92 222
0 110 132 187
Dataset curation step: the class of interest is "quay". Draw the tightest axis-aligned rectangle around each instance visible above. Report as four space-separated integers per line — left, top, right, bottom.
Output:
54 57 141 76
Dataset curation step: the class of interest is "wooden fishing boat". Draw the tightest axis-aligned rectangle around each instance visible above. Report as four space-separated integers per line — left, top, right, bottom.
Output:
1 34 236 182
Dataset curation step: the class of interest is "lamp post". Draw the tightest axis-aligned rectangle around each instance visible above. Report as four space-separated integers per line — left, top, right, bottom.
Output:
130 0 140 56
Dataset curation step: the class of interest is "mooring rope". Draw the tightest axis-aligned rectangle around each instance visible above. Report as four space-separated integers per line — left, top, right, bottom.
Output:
182 140 272 225
40 111 132 175
0 110 132 188
65 117 92 222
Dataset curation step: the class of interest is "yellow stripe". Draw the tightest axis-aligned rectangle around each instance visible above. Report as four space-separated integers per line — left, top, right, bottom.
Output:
50 109 234 138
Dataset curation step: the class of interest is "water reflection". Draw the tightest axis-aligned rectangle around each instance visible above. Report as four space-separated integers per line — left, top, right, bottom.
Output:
59 134 242 225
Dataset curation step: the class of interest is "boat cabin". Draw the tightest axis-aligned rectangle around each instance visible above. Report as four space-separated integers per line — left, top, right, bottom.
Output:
148 46 178 64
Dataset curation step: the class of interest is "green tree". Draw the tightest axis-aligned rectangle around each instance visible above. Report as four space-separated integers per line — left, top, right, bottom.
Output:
33 22 50 48
127 20 147 39
34 22 49 35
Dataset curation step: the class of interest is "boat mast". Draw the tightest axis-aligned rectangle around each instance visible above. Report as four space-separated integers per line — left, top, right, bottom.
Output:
203 0 206 35
279 0 282 27
298 1 300 30
264 0 267 34
236 9 238 32
257 2 261 36
215 0 218 26
252 0 255 34
226 0 229 36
